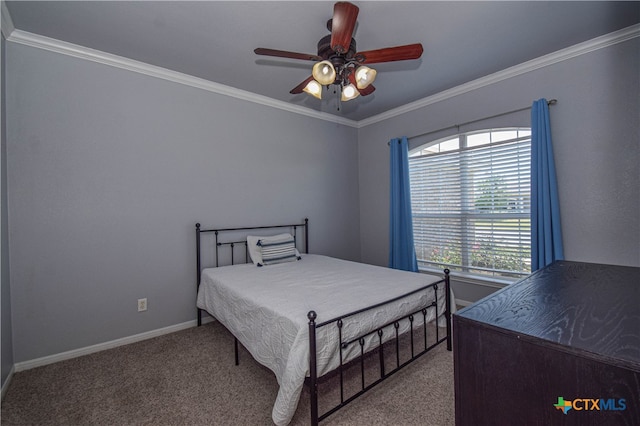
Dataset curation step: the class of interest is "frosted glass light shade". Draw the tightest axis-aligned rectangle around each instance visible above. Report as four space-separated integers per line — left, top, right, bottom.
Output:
303 80 322 99
355 66 377 89
341 83 360 101
312 61 337 85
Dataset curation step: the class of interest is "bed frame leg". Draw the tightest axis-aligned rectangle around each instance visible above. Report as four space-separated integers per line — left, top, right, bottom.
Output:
234 338 239 366
196 223 202 327
444 268 452 351
308 311 319 426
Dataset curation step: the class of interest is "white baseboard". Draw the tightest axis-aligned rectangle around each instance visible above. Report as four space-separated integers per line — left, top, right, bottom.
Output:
455 298 474 307
14 316 215 373
1 365 15 401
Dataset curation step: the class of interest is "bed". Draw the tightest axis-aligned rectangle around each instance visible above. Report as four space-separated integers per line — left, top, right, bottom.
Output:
195 219 452 425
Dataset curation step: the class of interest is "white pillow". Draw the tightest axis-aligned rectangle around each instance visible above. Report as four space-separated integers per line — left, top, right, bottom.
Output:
246 234 267 266
247 233 301 266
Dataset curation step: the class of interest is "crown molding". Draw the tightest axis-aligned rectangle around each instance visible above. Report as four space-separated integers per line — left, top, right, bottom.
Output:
1 0 15 39
5 21 639 129
357 23 640 127
6 29 360 128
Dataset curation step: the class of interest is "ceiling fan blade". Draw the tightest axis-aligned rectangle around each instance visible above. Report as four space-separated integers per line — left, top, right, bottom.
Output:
358 84 375 96
355 43 424 64
290 76 315 94
330 2 359 54
254 48 321 62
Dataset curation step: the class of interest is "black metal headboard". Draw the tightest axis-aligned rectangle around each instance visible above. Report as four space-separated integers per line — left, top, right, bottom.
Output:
195 218 309 325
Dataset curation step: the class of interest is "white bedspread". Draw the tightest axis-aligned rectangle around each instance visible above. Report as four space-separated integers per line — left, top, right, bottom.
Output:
196 254 449 425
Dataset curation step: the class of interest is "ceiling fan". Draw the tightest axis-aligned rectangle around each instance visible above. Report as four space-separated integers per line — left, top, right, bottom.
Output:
254 1 423 104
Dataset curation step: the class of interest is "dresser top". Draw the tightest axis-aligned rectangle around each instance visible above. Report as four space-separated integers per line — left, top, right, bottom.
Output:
456 261 640 367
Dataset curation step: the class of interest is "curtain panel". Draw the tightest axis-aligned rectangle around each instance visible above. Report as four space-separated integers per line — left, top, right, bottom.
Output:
389 136 419 272
531 98 564 270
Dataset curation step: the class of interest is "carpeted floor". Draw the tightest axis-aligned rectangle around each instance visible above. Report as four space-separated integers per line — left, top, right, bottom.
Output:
1 321 455 425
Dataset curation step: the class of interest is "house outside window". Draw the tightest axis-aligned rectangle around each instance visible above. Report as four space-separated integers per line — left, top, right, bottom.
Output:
409 128 532 281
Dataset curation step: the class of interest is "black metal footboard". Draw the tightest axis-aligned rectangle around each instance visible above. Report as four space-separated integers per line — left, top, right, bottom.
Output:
306 269 451 425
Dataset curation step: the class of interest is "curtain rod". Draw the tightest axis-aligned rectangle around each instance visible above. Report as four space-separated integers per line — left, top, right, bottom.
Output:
391 99 557 144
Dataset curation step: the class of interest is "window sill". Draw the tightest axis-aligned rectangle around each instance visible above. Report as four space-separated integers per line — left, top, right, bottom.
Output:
418 266 520 289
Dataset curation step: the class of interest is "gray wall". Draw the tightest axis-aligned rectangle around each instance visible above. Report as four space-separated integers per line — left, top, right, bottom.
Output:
5 43 360 363
358 38 640 301
1 34 14 389
3 33 639 367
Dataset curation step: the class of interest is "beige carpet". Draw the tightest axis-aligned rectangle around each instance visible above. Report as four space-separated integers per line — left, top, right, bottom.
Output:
1 321 454 425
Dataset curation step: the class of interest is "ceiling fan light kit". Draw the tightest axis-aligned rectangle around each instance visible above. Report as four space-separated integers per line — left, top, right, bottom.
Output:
341 83 360 101
312 60 337 85
303 80 323 99
254 1 423 107
355 66 376 89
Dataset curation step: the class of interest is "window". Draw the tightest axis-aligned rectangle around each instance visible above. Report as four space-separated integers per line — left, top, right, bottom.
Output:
409 128 531 280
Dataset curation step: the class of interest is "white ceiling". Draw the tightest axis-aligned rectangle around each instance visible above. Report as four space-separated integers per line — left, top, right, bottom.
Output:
4 1 640 122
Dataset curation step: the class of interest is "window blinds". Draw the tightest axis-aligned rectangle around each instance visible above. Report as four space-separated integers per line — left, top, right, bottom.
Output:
409 134 531 279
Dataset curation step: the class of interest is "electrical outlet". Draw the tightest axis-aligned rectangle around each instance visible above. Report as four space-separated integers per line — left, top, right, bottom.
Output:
137 298 147 312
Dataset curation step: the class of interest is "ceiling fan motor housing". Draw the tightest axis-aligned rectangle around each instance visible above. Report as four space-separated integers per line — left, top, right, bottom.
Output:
317 34 357 61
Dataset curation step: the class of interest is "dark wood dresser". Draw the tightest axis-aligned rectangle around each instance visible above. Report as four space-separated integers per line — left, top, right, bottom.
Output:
453 261 639 426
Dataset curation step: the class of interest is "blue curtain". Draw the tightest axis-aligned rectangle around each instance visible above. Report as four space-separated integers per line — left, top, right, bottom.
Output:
389 136 419 272
531 98 564 271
